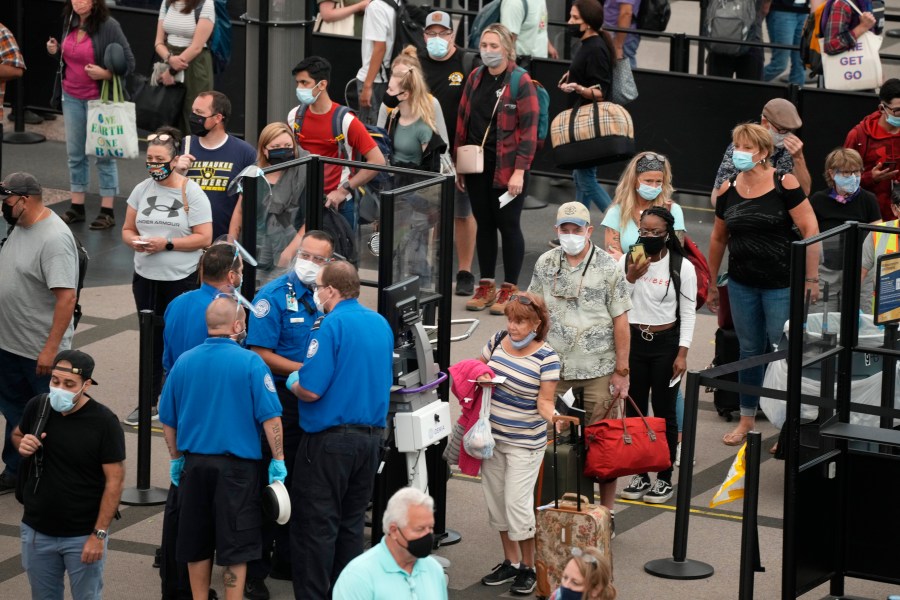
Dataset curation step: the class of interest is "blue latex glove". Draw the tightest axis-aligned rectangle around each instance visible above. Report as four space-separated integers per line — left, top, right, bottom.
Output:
286 371 299 391
269 459 287 484
170 456 185 487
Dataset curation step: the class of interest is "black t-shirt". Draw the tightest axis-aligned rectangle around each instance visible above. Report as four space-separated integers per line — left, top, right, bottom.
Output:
466 68 507 158
715 182 807 288
20 396 126 537
420 49 470 143
810 189 881 270
568 35 613 108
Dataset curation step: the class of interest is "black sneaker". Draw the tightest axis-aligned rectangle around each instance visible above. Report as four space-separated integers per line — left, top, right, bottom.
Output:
244 578 270 600
0 472 16 496
481 559 519 586
124 406 158 426
619 474 652 500
644 479 674 504
510 566 537 595
455 270 475 296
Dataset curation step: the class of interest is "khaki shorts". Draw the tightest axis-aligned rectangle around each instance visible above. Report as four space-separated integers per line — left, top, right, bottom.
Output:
480 441 544 541
556 376 623 425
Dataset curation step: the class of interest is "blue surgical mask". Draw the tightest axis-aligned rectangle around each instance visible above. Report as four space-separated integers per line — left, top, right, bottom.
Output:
887 114 900 127
426 37 450 58
509 330 537 349
833 173 860 195
637 183 662 201
296 85 321 106
49 384 83 413
732 150 758 172
480 51 505 69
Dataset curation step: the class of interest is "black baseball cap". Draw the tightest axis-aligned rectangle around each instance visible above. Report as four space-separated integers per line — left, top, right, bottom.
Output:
0 172 42 199
52 350 98 385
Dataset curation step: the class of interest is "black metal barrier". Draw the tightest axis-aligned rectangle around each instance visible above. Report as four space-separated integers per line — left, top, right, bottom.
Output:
738 431 764 600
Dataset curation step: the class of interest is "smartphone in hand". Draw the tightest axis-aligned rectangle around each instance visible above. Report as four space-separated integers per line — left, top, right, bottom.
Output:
630 243 646 265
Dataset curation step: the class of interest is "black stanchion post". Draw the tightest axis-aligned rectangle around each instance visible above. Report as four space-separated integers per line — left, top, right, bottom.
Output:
644 370 715 579
121 310 168 506
306 156 323 231
669 33 690 74
4 0 46 145
241 173 258 299
739 431 762 600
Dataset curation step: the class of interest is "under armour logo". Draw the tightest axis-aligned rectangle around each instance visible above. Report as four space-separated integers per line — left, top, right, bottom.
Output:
142 196 183 218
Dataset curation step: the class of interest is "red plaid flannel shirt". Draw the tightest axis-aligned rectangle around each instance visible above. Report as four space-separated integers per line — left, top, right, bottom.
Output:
822 0 880 55
454 62 539 189
0 24 25 121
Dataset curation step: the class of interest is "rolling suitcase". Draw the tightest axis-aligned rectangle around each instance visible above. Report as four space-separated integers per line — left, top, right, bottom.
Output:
535 415 613 599
535 390 595 507
711 327 741 421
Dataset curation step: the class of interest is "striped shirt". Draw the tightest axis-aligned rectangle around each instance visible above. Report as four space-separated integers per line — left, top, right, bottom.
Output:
159 0 215 48
481 332 560 450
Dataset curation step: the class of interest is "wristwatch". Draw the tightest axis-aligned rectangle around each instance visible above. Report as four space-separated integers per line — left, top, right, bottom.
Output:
93 529 108 540
165 236 174 251
614 367 630 377
341 181 352 193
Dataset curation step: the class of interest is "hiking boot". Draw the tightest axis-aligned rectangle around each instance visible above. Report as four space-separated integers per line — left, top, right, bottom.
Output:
619 474 652 500
466 279 497 311
89 213 115 230
644 479 674 504
489 283 518 315
124 406 159 426
455 270 475 296
509 566 537 595
481 559 519 586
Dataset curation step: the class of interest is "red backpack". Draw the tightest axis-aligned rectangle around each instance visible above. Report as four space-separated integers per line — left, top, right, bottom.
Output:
671 235 711 310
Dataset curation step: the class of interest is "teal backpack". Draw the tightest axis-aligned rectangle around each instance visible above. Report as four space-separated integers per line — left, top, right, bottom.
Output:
509 66 550 144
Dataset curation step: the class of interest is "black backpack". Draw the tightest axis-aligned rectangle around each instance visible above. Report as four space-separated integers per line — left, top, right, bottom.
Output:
377 0 428 69
15 394 52 504
636 0 671 32
323 208 359 267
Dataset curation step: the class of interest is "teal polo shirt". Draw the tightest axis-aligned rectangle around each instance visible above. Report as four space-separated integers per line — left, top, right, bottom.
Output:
332 538 447 600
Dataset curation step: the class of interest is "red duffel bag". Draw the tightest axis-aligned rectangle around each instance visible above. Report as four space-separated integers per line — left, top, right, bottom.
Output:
584 396 671 480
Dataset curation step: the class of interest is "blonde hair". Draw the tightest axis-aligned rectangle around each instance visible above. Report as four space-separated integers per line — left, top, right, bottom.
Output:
571 548 616 600
611 151 675 235
732 123 775 164
390 46 436 131
481 23 517 62
256 122 297 168
823 147 863 189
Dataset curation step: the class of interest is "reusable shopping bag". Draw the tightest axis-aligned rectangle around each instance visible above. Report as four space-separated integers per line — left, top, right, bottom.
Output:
85 77 138 160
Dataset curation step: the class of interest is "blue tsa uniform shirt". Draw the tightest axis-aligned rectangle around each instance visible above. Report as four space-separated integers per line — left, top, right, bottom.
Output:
159 338 282 459
247 271 321 380
297 299 394 433
163 283 221 373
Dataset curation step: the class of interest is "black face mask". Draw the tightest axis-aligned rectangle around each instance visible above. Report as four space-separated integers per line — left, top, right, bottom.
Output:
2 198 21 226
399 530 434 559
267 147 295 165
381 92 401 110
567 24 584 38
189 113 212 137
638 234 667 256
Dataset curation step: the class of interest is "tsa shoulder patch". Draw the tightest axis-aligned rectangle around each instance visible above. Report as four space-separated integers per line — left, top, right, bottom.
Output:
264 373 276 393
306 339 319 359
253 299 270 318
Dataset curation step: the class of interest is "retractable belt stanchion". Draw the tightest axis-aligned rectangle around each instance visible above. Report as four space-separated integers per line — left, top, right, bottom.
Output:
644 370 715 579
738 431 764 600
120 309 168 506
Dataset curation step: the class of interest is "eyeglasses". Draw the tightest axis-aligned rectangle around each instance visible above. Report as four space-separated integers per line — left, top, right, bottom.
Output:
147 133 174 143
638 228 666 237
835 169 862 177
509 294 533 305
424 29 454 38
571 546 598 564
882 103 900 116
298 250 332 265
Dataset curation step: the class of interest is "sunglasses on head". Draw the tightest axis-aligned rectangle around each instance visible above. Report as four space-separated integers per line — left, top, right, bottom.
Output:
508 294 533 305
147 133 175 143
642 152 667 163
571 547 598 564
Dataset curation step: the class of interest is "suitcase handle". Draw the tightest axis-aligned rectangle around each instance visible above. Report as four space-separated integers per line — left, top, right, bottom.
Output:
552 410 585 511
560 492 591 506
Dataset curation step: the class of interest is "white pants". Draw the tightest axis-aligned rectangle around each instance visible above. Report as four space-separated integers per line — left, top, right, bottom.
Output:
480 441 544 541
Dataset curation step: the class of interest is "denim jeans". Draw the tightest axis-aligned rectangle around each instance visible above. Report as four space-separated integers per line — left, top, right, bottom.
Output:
61 92 119 197
763 10 807 85
21 523 107 600
624 34 639 69
0 349 51 478
572 168 612 213
727 278 791 416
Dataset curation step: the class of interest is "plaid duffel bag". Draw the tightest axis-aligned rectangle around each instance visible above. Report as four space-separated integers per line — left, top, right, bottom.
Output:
550 100 635 170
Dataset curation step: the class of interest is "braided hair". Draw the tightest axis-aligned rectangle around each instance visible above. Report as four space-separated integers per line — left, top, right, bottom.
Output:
640 206 688 302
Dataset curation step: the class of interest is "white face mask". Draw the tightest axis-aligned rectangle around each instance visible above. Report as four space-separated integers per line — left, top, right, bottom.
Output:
558 233 587 256
294 258 320 286
313 287 329 313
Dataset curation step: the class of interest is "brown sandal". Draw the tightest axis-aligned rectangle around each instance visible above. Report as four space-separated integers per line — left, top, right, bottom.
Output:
89 213 115 230
62 208 85 224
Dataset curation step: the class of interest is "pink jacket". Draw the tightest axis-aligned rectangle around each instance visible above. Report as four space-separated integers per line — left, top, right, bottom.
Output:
449 359 494 476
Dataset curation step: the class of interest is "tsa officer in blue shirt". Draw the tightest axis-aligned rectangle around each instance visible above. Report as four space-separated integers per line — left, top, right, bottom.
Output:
286 261 394 599
160 296 285 600
244 230 333 592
